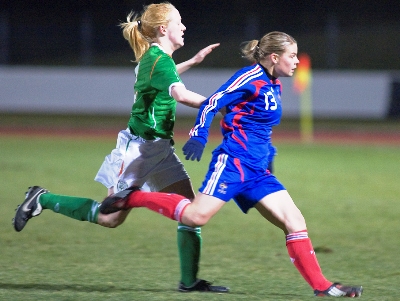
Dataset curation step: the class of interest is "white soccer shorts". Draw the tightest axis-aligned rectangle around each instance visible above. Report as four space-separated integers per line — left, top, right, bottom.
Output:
94 129 189 192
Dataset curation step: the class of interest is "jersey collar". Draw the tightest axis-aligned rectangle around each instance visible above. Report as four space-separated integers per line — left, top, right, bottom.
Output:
258 63 278 85
150 43 172 58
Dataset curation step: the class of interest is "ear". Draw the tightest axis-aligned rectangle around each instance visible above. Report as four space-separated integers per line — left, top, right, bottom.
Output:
159 25 167 35
271 53 279 64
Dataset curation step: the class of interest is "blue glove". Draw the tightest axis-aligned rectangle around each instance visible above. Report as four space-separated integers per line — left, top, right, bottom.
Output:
182 138 205 161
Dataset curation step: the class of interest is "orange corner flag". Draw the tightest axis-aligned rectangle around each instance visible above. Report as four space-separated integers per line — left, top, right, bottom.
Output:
293 53 312 94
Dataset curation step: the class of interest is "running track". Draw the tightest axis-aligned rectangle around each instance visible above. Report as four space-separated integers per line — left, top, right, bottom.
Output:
1 127 400 146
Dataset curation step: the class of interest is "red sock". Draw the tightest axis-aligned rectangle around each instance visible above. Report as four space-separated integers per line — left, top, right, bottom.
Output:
126 191 190 221
286 230 332 291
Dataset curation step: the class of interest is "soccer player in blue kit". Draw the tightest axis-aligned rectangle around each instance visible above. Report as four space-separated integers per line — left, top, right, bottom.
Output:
100 31 363 297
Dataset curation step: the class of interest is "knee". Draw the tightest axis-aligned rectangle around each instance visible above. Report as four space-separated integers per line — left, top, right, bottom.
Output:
184 212 211 227
97 213 123 228
285 211 306 233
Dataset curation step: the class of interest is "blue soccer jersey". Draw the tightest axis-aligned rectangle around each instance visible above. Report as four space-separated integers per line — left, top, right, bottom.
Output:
189 64 286 212
190 64 282 172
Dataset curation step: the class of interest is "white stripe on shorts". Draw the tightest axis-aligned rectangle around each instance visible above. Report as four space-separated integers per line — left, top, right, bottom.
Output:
203 153 228 195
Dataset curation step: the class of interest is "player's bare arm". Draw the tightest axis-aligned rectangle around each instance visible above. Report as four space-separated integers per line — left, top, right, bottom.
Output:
171 85 206 108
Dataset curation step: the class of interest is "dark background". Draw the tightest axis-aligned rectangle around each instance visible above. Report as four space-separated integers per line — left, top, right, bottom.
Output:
1 1 400 69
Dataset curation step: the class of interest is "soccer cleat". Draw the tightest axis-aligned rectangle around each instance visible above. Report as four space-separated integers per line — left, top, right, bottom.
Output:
13 186 48 232
99 186 141 214
178 279 229 293
314 282 363 297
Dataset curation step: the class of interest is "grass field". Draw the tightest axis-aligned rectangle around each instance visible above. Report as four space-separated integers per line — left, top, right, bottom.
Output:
1 116 400 300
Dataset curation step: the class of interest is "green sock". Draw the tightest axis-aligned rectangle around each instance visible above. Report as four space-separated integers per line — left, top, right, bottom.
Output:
177 223 202 286
39 192 99 224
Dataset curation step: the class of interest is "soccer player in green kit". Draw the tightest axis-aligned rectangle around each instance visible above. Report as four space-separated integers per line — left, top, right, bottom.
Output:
13 2 228 293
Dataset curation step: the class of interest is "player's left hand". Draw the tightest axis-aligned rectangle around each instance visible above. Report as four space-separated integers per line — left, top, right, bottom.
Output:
182 138 205 161
191 43 220 65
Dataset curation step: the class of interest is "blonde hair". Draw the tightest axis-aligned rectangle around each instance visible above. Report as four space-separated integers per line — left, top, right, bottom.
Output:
241 31 297 63
120 2 175 62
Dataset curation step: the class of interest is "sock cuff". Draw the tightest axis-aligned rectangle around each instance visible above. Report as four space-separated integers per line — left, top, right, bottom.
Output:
88 202 100 224
175 199 191 222
286 230 308 243
177 224 201 233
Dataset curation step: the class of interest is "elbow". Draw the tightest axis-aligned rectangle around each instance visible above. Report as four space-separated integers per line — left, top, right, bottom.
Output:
175 96 198 108
171 86 192 105
174 94 186 103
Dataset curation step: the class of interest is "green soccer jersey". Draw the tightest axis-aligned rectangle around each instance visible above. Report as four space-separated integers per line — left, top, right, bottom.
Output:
127 44 184 140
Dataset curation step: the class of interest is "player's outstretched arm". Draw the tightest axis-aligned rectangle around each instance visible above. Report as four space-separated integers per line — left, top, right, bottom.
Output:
176 43 220 74
170 85 206 108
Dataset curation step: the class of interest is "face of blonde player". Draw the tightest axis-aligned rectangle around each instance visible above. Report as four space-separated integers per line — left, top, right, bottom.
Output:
165 8 186 51
274 43 299 77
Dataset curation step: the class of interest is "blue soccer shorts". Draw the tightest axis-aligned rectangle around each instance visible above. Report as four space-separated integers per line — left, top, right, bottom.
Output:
199 152 285 213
